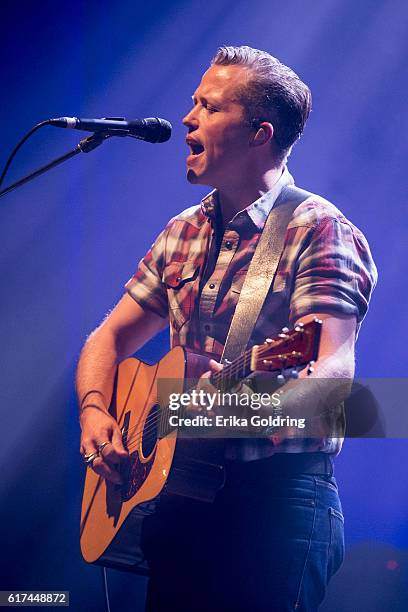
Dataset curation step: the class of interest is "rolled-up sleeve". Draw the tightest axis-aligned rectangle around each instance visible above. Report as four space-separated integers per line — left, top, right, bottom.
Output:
125 226 169 318
289 217 378 326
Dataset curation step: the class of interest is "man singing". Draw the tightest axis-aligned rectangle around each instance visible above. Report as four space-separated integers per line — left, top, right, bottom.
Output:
77 46 377 610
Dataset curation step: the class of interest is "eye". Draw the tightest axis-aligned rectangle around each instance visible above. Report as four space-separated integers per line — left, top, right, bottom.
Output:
202 100 218 114
190 96 219 113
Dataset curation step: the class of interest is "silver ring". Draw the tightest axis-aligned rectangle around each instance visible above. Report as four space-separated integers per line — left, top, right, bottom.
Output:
83 451 99 466
97 441 110 453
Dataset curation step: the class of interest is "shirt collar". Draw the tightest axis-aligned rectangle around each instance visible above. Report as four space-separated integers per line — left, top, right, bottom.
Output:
200 189 218 222
246 167 294 229
200 167 294 230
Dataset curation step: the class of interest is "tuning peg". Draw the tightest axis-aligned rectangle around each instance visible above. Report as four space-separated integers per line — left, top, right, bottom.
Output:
281 326 289 333
307 360 315 375
276 373 286 384
290 369 299 379
264 338 273 344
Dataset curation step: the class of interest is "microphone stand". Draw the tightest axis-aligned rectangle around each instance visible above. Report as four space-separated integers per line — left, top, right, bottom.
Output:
0 132 111 199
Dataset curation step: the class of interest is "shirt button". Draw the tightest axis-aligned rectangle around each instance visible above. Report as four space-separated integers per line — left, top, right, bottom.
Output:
204 324 211 332
225 241 233 250
209 283 215 289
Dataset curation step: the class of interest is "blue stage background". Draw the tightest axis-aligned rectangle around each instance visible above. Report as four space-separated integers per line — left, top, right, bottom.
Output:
1 1 407 609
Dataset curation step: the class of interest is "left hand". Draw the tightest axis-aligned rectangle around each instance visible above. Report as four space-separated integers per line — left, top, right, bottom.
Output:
188 359 224 417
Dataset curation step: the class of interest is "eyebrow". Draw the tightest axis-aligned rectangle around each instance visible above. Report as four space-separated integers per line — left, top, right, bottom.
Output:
191 93 222 107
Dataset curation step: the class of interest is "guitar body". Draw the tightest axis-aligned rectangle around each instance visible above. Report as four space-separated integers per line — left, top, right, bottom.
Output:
80 320 321 573
80 346 225 573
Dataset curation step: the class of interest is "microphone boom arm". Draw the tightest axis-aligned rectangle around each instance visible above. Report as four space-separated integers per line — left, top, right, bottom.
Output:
0 132 111 199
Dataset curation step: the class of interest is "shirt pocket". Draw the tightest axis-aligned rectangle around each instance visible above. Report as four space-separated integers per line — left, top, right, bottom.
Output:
231 270 289 295
162 262 199 332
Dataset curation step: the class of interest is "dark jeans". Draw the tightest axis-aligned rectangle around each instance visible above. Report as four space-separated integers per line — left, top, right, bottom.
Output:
143 459 345 611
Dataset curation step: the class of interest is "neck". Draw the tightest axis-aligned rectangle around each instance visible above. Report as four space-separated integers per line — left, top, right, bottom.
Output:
217 165 284 224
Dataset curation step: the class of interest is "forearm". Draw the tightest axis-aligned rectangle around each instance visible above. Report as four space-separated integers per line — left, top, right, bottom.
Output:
291 347 355 406
76 295 168 483
296 335 355 412
76 294 168 415
76 326 122 414
261 350 354 440
273 313 356 421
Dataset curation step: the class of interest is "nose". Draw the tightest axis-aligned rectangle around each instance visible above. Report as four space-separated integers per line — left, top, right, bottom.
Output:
182 105 198 130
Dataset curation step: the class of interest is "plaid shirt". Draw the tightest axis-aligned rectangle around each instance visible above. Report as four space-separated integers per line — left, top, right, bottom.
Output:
126 168 377 459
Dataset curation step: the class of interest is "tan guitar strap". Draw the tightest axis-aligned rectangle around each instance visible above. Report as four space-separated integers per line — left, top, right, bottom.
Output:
221 185 312 365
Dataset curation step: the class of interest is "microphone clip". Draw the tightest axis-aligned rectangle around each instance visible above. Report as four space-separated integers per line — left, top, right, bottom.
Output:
78 132 112 153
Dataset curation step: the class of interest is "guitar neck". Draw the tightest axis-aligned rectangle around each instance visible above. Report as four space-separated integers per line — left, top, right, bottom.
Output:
209 319 322 392
209 348 254 392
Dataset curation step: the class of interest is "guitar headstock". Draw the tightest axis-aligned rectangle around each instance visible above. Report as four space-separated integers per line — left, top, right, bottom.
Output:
251 319 322 373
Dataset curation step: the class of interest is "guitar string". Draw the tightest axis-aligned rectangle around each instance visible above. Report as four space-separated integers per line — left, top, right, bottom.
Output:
123 371 314 454
112 331 309 453
114 343 269 446
122 396 343 454
116 348 252 443
115 337 308 452
123 373 335 454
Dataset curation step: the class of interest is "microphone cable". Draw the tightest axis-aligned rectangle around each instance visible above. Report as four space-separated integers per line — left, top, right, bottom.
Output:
0 120 51 189
102 567 112 612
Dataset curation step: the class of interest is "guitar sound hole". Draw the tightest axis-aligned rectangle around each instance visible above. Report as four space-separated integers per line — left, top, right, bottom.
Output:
141 404 159 458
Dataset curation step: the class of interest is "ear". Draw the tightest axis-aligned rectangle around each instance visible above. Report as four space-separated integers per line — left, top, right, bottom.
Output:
250 121 274 147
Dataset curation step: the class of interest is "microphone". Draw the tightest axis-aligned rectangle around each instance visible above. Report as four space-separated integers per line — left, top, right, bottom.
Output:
48 116 172 143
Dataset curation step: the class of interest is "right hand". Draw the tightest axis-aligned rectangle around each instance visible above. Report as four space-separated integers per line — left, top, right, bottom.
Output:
80 407 129 484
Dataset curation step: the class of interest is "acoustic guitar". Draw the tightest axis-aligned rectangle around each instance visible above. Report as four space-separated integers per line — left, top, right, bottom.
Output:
80 319 321 573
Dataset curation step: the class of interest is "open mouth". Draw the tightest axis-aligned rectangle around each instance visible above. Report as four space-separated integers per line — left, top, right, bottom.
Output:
186 140 205 158
190 143 204 155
